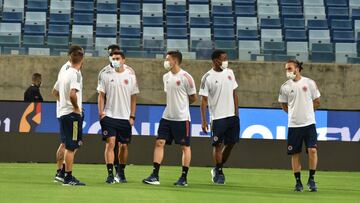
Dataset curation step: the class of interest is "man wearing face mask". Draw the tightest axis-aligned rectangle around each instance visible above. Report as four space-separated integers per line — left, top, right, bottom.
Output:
278 59 321 192
56 45 85 186
97 44 124 181
24 73 43 102
143 51 197 187
199 50 240 185
98 51 139 184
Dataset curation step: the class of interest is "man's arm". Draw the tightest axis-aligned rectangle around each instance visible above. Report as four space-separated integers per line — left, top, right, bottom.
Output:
69 89 81 114
200 96 208 133
52 89 59 101
233 90 239 116
313 98 320 110
189 94 197 104
281 103 288 113
97 91 105 119
129 94 137 126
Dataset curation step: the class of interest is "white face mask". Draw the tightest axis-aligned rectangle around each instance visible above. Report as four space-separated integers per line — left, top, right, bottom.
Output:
164 60 172 71
112 60 121 71
220 61 229 70
108 56 113 63
286 71 296 80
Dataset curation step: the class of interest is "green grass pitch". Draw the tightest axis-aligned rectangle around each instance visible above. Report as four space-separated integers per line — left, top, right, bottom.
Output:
0 163 359 203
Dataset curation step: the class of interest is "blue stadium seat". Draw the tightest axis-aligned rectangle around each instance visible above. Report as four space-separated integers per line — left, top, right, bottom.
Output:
335 43 357 63
331 20 353 31
24 24 45 35
95 37 117 51
325 0 348 7
120 2 141 14
237 17 258 30
234 0 256 6
189 0 210 4
283 18 305 29
259 18 281 29
1 12 23 23
144 39 165 51
347 56 360 64
97 1 117 14
238 40 260 61
166 16 187 27
143 0 163 3
73 13 94 25
311 43 335 63
0 23 21 47
166 4 186 16
261 29 283 47
119 27 141 38
304 6 326 21
167 39 188 52
351 9 360 22
27 0 48 12
143 3 163 17
120 15 141 28
191 40 213 59
74 1 94 13
327 7 349 21
214 40 238 60
143 17 163 27
189 4 210 18
167 28 187 39
143 27 164 40
96 14 117 28
50 0 71 14
263 42 286 55
213 16 234 28
309 30 331 50
287 41 309 62
212 5 233 16
238 30 259 40
214 28 235 40
279 0 302 6
23 35 45 46
304 0 324 6
119 38 142 51
190 28 211 41
25 12 46 25
258 5 279 19
281 6 303 19
332 30 355 43
48 24 69 36
96 27 117 37
285 29 307 41
307 20 329 30
47 36 69 48
235 5 256 17
190 17 211 28
49 13 70 24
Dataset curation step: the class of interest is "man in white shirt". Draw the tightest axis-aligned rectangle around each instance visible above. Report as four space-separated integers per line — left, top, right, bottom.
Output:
52 47 79 183
199 50 240 185
278 59 321 192
97 44 123 179
98 51 139 184
55 45 85 186
143 51 197 187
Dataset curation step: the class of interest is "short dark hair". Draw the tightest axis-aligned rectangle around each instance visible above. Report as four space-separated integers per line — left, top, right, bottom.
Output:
68 45 84 56
287 59 303 71
167 50 182 64
211 50 226 60
32 73 41 82
107 44 120 53
110 50 125 59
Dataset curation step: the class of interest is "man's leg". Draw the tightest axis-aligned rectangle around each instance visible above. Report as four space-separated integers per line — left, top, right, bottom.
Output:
221 143 235 165
292 153 303 191
113 141 120 174
104 136 116 183
54 143 65 182
117 143 128 182
142 139 166 185
307 147 318 191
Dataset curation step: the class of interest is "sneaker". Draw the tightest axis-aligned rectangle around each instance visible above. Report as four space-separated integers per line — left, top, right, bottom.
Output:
142 174 160 185
54 171 64 183
294 182 304 192
211 168 225 184
115 173 127 183
174 176 188 187
63 176 86 186
307 179 317 192
106 175 116 184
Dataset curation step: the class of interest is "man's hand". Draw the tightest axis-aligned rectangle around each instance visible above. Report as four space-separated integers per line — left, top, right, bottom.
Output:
74 107 81 115
99 111 105 120
129 117 135 126
202 120 209 134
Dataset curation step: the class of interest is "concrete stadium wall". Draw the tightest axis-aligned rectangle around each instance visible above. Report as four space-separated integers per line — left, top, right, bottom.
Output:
0 55 359 110
0 133 359 171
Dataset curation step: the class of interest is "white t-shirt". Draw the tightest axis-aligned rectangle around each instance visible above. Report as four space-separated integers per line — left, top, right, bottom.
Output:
97 67 139 119
97 64 135 91
199 68 238 121
53 61 71 118
278 76 321 128
162 69 196 121
58 67 83 117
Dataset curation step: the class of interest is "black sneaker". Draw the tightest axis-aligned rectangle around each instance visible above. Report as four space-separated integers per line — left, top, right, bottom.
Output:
115 173 127 183
142 174 160 185
106 175 115 184
307 179 317 192
174 176 188 187
54 171 64 183
63 176 86 186
294 182 304 192
211 168 225 184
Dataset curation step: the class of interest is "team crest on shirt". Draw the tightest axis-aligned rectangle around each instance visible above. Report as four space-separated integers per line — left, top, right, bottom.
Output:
288 145 293 151
124 79 129 85
176 80 181 86
228 75 232 80
302 86 308 92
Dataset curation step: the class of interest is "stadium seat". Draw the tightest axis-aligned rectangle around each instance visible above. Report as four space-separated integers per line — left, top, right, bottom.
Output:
96 27 117 37
325 0 348 7
119 27 141 38
214 40 238 60
167 39 188 52
143 17 163 26
26 0 48 12
50 0 71 14
190 40 213 59
263 42 286 55
235 5 256 17
166 4 186 16
213 16 234 28
97 0 117 14
24 24 45 35
237 17 258 30
49 13 71 24
48 24 69 36
270 54 296 61
119 38 142 51
285 29 307 42
1 12 23 23
190 28 211 41
166 16 187 27
214 28 235 40
259 18 281 29
283 18 305 30
311 43 335 63
25 12 46 25
332 31 355 43
238 40 260 61
28 47 50 55
23 35 45 46
281 6 303 19
143 3 163 17
258 5 279 19
212 5 233 16
143 27 164 40
307 20 329 30
144 39 165 51
72 25 93 48
279 0 302 6
73 13 94 25
238 30 259 40
234 0 256 6
327 7 349 21
120 15 141 28
120 2 141 14
309 30 331 50
189 4 210 18
96 14 117 28
261 29 283 47
74 1 94 13
47 36 69 48
335 43 357 64
304 0 324 6
304 6 326 22
287 41 309 62
189 17 211 28
331 20 353 31
167 28 187 39
0 23 21 46
211 0 232 6
3 0 24 12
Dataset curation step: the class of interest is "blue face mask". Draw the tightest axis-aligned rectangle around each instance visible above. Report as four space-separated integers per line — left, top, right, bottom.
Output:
112 60 121 71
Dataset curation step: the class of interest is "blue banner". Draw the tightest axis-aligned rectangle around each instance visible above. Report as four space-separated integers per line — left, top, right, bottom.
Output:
0 102 359 142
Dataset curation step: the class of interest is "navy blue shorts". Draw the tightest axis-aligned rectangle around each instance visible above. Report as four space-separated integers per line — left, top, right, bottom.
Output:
211 116 240 146
59 113 83 151
100 116 132 144
157 118 191 146
287 124 318 155
58 118 65 143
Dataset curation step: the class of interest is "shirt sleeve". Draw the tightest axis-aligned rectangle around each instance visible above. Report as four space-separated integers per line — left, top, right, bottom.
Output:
131 74 140 95
97 75 106 94
199 75 209 97
278 85 288 103
184 73 196 96
309 80 321 100
53 81 59 91
163 74 167 93
70 72 81 91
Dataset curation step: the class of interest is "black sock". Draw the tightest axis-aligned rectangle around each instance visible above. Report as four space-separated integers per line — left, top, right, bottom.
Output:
65 171 72 180
294 172 301 183
106 164 114 176
119 164 126 174
216 163 223 174
56 169 61 173
114 163 119 174
181 166 189 178
60 164 65 175
309 170 316 181
152 162 160 177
